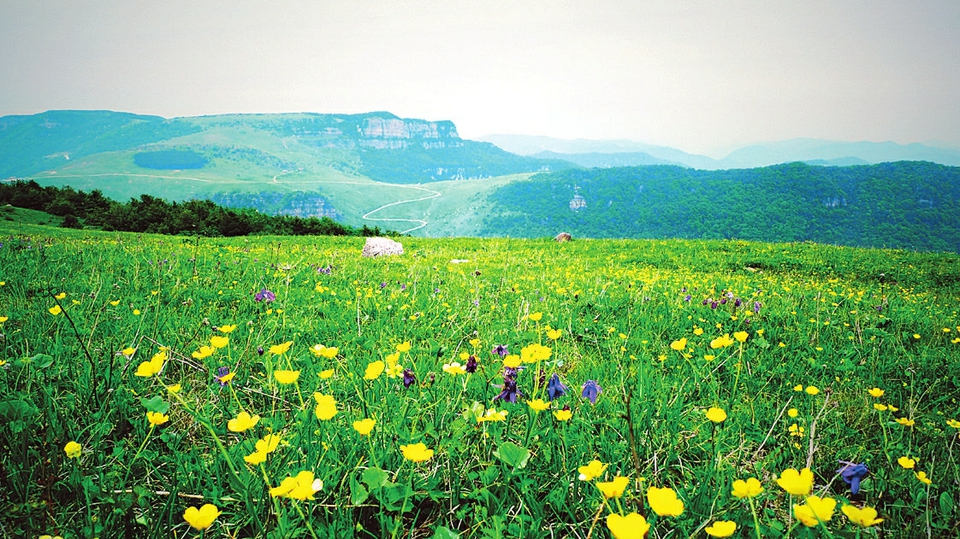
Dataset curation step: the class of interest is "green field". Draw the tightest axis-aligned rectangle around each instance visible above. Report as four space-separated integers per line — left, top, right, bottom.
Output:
1 223 959 538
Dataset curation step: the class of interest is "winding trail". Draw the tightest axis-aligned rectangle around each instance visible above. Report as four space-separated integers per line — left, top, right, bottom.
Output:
359 183 441 234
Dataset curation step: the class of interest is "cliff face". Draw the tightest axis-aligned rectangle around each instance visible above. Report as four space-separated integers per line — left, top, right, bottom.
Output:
357 117 461 150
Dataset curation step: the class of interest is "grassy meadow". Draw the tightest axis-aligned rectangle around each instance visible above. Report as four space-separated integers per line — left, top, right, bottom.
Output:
1 222 959 538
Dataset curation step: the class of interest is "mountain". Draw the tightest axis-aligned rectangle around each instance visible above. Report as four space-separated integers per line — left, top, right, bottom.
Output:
479 134 960 169
479 161 960 253
0 110 573 184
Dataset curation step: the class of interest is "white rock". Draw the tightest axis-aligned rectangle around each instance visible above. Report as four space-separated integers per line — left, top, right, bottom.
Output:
362 237 404 257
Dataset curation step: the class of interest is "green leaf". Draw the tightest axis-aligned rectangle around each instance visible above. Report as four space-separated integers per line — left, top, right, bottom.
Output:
940 491 954 517
362 467 389 491
431 526 460 539
350 476 370 505
493 441 530 470
139 396 170 414
32 354 55 369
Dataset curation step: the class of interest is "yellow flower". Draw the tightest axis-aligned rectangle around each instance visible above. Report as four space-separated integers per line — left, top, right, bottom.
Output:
48 305 63 316
269 341 293 355
895 417 915 427
218 324 237 333
897 456 916 469
319 369 334 379
915 471 932 485
527 312 543 322
274 370 301 385
121 347 137 358
527 399 550 413
191 345 215 360
210 335 229 349
788 408 799 418
64 441 82 459
353 418 376 436
270 471 322 500
364 360 385 380
395 341 411 352
520 342 552 363
183 503 220 530
805 385 820 395
647 485 684 516
442 362 467 375
670 338 687 351
733 331 749 343
841 504 884 527
313 393 338 420
146 411 169 426
553 409 572 421
731 477 764 499
400 442 434 462
705 407 727 423
709 334 735 349
776 467 814 496
868 387 884 398
705 520 737 537
109 300 120 306
134 351 166 377
793 384 804 391
310 344 339 358
227 411 260 432
873 403 888 411
55 292 66 300
469 338 480 347
0 316 7 323
132 309 141 316
577 459 608 481
244 449 268 465
477 408 508 423
947 419 960 429
503 354 522 368
793 495 836 527
606 512 649 539
693 327 704 336
596 476 630 499
546 328 562 340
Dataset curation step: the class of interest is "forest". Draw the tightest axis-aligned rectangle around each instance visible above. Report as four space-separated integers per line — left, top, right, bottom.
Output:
480 161 960 252
0 180 388 237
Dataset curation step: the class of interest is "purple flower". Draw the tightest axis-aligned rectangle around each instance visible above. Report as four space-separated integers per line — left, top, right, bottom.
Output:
546 373 568 401
753 301 762 314
403 369 417 388
257 346 264 356
491 344 509 358
465 355 478 374
734 298 742 308
684 295 692 302
255 288 276 302
836 461 869 495
317 265 332 275
494 376 520 403
581 380 602 405
380 282 387 289
710 301 719 309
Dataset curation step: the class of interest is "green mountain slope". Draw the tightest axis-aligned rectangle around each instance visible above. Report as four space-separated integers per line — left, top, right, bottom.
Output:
479 162 960 252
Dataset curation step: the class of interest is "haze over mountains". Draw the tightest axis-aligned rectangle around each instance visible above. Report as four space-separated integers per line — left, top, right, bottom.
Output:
479 134 960 169
2 109 960 252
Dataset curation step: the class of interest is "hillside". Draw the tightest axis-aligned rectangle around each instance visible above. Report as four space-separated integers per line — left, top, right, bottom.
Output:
0 111 573 229
479 161 960 252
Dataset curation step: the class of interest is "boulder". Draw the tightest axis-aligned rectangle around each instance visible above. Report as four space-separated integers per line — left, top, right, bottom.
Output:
554 232 572 242
362 237 404 257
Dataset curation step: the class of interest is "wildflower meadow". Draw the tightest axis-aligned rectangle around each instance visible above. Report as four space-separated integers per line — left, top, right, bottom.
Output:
1 223 959 538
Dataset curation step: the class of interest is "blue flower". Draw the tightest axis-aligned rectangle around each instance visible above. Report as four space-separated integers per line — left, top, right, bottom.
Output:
491 344 509 357
403 369 417 388
255 288 276 302
494 376 520 403
581 380 602 405
546 373 568 401
836 461 869 495
465 355 478 374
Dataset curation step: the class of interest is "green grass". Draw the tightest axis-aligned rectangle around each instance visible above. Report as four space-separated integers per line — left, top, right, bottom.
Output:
1 223 959 538
0 205 61 227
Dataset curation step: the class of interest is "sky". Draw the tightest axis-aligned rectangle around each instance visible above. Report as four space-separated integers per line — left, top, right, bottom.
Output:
2 0 959 156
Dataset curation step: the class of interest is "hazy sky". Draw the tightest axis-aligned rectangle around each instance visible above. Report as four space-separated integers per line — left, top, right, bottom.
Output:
2 1 959 155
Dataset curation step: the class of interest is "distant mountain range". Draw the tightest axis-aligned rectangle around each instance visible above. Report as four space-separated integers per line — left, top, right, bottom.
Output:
3 110 960 251
478 134 960 169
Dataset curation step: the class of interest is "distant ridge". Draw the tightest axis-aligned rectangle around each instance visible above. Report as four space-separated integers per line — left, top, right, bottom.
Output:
480 134 960 169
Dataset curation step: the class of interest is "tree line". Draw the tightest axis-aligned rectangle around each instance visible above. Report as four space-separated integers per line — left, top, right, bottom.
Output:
0 180 391 237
